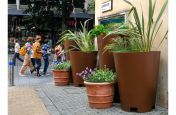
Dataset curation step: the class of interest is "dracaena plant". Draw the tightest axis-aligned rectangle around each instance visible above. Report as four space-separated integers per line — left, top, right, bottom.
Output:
104 23 141 52
59 19 95 52
105 0 168 52
124 0 168 52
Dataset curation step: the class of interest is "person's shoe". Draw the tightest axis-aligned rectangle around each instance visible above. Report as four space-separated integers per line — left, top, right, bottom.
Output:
19 73 25 77
34 73 41 77
30 70 34 74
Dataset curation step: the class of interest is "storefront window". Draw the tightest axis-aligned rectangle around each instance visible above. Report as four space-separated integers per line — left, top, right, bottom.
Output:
99 15 125 25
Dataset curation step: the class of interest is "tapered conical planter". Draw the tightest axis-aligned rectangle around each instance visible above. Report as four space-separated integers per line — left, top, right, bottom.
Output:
52 70 70 86
97 34 120 103
113 51 160 112
97 34 117 71
84 81 114 109
70 51 97 87
64 40 77 60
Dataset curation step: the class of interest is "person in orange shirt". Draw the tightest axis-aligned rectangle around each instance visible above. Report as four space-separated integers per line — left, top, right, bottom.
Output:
31 35 43 77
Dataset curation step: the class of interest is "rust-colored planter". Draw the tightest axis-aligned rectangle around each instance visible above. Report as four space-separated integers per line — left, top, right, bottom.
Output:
84 81 114 109
64 40 77 60
97 34 117 71
97 34 120 103
70 51 97 87
113 51 160 112
52 70 70 86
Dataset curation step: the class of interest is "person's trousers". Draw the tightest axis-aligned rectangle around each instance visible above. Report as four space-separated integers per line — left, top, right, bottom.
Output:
12 53 23 65
31 59 41 74
43 57 49 74
19 54 34 74
31 58 35 67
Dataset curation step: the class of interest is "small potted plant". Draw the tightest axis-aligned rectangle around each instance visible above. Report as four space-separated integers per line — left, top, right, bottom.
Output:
52 61 71 86
77 67 116 109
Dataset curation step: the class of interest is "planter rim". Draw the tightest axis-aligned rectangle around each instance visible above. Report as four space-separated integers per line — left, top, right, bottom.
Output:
112 51 160 54
70 50 98 53
52 69 70 72
84 81 114 85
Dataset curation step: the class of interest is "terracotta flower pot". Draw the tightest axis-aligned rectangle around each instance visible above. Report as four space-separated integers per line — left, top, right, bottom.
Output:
64 40 77 60
70 51 97 87
113 51 160 112
84 81 114 109
52 70 70 86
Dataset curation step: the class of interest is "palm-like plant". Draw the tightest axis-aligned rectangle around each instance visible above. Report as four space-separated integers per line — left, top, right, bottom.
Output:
124 0 168 52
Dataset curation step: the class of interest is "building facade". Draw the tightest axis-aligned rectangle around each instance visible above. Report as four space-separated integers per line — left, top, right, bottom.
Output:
95 0 168 108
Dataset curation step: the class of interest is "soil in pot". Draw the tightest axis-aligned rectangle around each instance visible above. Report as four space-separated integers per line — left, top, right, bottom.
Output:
113 51 160 112
52 70 70 86
70 51 97 87
84 81 114 109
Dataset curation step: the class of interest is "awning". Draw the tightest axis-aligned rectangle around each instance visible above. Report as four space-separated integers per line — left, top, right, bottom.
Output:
70 13 94 19
8 8 30 16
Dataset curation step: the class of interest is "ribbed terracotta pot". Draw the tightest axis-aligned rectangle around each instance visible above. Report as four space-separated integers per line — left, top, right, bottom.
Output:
52 70 70 86
84 81 114 109
97 34 117 71
64 40 77 60
113 51 160 112
70 51 97 87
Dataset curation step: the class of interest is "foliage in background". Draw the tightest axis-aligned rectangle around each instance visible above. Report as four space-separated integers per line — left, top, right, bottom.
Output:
77 67 116 83
88 0 95 12
24 0 84 31
53 61 71 70
123 0 168 52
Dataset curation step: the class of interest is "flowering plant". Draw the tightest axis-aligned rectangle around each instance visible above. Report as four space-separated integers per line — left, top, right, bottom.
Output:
77 67 116 83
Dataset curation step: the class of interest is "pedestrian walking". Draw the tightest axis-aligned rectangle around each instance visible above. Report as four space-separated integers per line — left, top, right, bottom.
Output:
12 39 23 66
31 35 43 77
19 37 34 76
42 39 51 75
55 44 65 63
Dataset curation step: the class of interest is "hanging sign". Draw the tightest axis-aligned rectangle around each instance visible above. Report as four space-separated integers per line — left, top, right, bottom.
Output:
101 0 112 12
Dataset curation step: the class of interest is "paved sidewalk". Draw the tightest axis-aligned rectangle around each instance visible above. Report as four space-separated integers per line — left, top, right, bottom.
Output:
37 83 167 115
9 87 49 115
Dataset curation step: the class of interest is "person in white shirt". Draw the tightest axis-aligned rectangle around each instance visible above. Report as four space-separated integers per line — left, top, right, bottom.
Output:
12 39 23 65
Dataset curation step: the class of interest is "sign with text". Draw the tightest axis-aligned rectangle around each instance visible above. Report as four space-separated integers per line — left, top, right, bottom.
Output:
101 0 112 12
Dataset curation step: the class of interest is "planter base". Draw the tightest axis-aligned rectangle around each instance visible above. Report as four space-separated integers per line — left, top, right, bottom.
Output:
121 105 155 113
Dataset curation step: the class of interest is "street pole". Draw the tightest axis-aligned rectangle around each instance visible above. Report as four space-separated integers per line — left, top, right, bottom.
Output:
9 59 14 86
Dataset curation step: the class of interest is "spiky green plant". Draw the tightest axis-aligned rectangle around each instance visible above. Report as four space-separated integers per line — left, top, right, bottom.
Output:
59 19 95 52
124 0 168 52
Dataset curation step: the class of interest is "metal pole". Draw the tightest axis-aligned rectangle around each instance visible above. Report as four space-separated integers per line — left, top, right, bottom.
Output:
9 59 15 86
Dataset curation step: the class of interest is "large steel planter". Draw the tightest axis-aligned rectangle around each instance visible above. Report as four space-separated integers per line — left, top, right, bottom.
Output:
113 51 160 112
70 51 97 87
